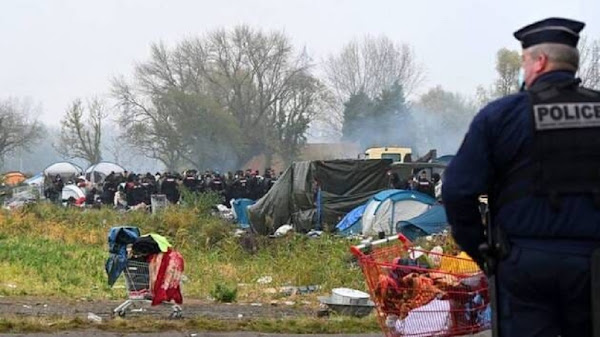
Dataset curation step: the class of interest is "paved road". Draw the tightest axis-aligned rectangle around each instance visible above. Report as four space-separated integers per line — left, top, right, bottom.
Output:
0 331 492 337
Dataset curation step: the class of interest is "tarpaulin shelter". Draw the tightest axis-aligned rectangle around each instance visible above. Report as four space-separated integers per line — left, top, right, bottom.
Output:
335 204 367 236
396 204 449 241
361 189 437 236
3 171 26 186
248 159 391 235
85 162 126 185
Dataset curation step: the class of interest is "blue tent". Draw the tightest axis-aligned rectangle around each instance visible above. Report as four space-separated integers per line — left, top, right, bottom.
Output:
335 204 367 236
396 205 448 241
362 189 438 236
232 198 256 229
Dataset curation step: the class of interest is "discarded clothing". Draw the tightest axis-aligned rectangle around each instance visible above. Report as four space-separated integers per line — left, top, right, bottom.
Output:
149 249 184 306
105 226 140 286
132 234 172 255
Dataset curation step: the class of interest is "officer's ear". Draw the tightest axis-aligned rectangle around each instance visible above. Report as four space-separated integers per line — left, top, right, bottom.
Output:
534 52 549 73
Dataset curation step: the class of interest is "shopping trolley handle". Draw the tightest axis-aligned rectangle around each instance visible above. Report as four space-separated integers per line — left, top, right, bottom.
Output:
350 233 411 257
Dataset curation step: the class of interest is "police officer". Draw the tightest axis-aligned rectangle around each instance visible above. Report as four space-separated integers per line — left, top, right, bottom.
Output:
443 18 599 337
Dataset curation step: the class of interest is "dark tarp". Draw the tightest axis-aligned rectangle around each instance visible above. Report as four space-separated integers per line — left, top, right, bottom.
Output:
248 159 391 235
248 166 294 235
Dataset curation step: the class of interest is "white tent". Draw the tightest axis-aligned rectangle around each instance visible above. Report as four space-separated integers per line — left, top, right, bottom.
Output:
43 162 83 180
361 190 437 236
61 184 85 201
85 162 125 184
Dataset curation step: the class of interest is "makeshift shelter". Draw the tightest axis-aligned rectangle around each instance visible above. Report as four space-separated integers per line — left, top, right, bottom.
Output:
85 162 126 185
335 204 367 236
396 205 449 241
361 189 437 236
3 171 26 186
43 162 83 182
248 159 391 235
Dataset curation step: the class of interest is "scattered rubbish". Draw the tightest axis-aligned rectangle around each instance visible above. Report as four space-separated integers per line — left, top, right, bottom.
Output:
190 334 198 337
237 314 244 319
22 305 32 309
87 312 103 323
306 229 322 238
280 285 322 296
284 301 295 306
5 284 16 289
318 287 375 317
274 224 293 237
256 276 273 284
270 300 278 306
250 302 262 307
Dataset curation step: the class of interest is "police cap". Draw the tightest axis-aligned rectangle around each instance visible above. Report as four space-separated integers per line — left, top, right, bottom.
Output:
514 17 585 49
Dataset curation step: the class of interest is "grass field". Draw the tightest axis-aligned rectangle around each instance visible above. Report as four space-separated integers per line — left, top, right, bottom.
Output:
0 194 366 303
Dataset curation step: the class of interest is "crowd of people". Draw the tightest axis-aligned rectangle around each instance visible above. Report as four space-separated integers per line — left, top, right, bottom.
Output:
44 168 280 209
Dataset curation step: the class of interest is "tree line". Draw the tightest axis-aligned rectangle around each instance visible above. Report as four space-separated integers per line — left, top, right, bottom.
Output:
2 26 600 172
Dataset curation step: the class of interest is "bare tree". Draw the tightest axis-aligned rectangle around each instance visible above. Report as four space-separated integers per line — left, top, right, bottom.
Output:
0 98 44 164
322 35 424 137
112 79 184 171
579 36 600 90
56 98 106 165
324 35 423 100
114 26 326 170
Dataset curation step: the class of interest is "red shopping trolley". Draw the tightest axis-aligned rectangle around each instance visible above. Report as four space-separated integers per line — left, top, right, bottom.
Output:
350 234 490 337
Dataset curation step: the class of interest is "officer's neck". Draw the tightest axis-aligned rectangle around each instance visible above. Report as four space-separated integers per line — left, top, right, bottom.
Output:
530 69 576 87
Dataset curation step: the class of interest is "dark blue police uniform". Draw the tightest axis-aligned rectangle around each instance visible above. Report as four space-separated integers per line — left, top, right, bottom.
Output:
443 17 600 337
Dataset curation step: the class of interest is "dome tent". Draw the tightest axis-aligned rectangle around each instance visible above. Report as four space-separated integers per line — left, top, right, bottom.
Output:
85 162 126 185
43 162 83 182
361 189 437 236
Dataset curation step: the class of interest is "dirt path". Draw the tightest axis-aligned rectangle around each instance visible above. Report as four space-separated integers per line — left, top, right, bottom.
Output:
0 297 311 320
0 297 491 336
0 331 491 337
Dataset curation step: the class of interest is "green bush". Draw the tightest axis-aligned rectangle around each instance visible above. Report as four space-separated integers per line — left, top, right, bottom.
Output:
210 282 238 303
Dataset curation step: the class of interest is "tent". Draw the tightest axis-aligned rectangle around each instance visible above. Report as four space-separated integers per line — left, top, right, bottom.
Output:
396 205 449 241
85 162 126 185
24 173 44 186
248 159 391 235
3 171 26 186
61 185 86 202
335 204 367 236
361 189 437 236
231 198 256 229
43 162 83 182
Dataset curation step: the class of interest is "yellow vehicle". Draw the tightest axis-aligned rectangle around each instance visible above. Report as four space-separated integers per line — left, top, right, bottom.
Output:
364 147 412 163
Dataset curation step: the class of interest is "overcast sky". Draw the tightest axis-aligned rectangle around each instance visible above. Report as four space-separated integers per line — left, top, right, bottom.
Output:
1 0 599 125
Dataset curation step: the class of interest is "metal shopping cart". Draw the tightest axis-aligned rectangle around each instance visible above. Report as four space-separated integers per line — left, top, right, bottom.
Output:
113 260 183 318
350 234 490 337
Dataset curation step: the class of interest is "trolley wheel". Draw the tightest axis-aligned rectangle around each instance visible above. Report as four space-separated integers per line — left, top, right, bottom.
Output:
169 311 183 319
117 310 126 318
